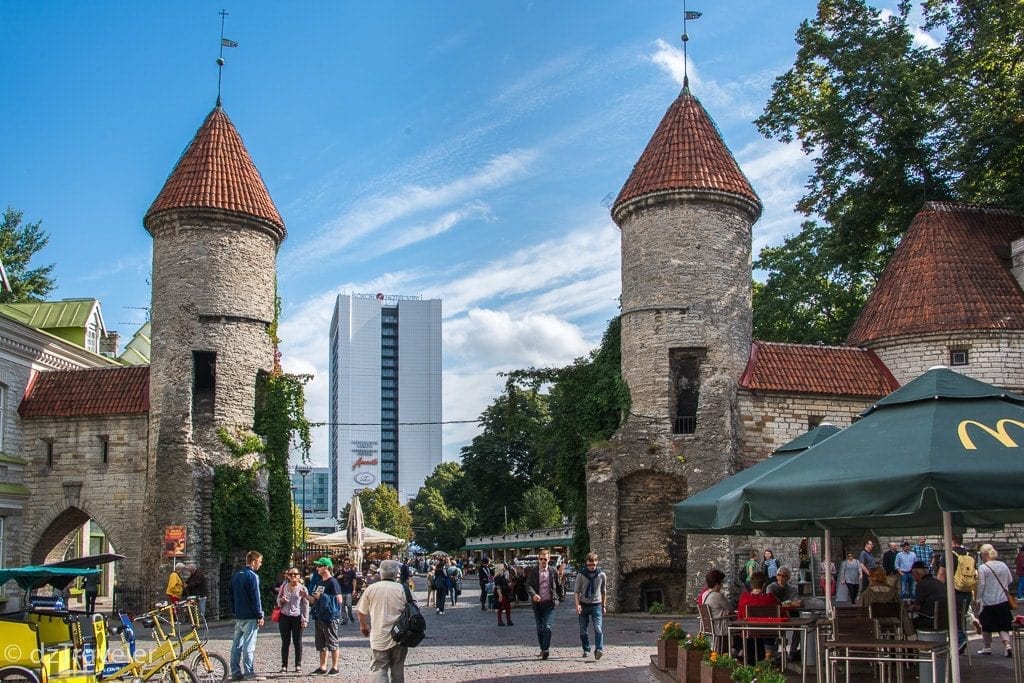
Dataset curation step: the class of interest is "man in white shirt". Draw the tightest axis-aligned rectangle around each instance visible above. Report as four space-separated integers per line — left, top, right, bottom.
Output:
357 560 410 682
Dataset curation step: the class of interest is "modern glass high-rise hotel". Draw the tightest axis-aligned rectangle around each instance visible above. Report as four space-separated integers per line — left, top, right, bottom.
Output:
328 293 442 517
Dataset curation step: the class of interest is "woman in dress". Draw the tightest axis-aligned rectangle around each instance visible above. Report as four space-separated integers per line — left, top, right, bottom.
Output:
976 543 1014 657
275 566 309 674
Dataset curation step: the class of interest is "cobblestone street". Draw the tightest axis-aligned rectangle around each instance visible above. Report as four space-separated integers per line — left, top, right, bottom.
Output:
201 577 663 681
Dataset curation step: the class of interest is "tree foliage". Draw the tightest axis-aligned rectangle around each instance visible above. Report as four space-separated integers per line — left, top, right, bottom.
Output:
409 464 477 553
357 485 413 541
511 485 563 530
753 0 1024 343
0 206 56 302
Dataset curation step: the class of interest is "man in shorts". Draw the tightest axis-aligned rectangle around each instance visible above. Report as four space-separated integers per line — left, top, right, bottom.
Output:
308 557 343 676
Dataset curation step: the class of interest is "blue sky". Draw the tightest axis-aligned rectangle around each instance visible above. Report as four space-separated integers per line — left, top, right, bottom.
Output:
2 1 931 467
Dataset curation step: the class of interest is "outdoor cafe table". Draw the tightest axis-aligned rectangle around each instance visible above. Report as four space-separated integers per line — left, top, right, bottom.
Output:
727 615 820 683
822 638 948 683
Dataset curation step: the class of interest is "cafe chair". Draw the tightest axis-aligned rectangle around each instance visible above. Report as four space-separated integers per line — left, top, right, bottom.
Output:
697 603 729 653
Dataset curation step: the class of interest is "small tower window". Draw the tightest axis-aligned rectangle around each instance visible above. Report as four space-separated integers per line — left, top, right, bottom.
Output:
670 349 703 434
193 351 217 390
98 435 110 465
43 439 54 468
808 415 823 429
950 349 969 366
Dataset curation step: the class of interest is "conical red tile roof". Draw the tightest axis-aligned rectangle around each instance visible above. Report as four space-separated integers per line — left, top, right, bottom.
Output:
145 106 285 239
848 202 1024 345
612 88 761 221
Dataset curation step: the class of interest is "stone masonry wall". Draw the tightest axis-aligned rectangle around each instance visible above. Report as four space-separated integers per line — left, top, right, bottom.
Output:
146 209 279 610
868 331 1024 391
19 413 149 584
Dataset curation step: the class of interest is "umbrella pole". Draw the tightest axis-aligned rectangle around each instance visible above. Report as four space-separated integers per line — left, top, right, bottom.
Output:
943 512 961 683
824 529 833 619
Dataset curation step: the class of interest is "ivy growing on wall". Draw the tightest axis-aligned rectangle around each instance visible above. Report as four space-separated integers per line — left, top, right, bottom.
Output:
210 292 312 596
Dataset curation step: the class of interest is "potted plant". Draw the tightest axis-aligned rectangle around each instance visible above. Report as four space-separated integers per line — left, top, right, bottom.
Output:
677 632 710 682
730 662 786 683
656 621 686 670
700 651 738 683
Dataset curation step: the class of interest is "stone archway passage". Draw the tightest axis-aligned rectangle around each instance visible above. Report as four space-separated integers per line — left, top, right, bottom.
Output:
32 506 92 565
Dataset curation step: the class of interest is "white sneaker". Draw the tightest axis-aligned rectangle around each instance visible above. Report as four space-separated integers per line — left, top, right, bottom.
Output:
978 647 992 655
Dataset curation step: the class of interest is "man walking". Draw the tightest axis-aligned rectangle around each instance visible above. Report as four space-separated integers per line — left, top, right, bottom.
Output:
882 542 899 589
357 559 409 682
308 557 343 676
83 570 99 615
229 551 264 681
574 552 606 660
185 561 207 616
478 557 493 611
526 549 565 660
859 540 877 591
336 560 356 624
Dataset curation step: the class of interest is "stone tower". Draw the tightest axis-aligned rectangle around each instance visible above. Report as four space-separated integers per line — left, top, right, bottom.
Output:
587 85 761 611
143 104 286 606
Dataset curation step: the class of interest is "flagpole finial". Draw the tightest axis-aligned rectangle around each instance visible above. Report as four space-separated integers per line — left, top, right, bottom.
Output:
216 9 238 105
681 1 702 93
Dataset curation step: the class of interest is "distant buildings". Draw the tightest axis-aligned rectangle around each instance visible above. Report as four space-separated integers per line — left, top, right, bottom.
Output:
328 294 442 516
289 466 334 534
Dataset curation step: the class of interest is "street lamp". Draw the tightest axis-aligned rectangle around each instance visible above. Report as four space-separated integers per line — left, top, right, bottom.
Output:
296 465 312 532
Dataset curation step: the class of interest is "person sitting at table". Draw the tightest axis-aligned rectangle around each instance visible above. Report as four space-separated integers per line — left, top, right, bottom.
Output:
767 567 802 662
737 571 781 662
910 561 947 632
701 569 731 652
858 566 915 637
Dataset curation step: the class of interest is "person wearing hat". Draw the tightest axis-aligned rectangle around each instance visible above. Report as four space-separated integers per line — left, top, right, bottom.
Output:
910 561 946 631
307 557 343 676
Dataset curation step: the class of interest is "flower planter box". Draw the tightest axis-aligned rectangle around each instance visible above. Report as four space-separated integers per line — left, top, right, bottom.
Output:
677 647 704 682
700 660 733 683
656 638 679 670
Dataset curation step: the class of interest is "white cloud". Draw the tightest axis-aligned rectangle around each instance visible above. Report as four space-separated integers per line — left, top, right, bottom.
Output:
281 149 539 271
374 201 494 255
445 308 591 370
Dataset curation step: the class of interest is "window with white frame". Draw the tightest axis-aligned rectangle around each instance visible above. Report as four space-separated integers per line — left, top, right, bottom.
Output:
86 322 100 353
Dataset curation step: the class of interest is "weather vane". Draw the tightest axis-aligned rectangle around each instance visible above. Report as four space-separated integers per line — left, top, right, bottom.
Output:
216 9 238 106
682 1 702 89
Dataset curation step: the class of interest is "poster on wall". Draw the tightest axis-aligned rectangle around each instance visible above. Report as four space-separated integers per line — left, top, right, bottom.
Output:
163 525 187 557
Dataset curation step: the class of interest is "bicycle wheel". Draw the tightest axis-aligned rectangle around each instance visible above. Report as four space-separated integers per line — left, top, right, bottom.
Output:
164 664 199 683
190 651 228 683
0 667 41 683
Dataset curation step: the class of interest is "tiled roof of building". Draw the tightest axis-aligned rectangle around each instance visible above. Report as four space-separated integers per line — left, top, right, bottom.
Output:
612 87 761 219
145 106 285 237
848 202 1024 345
740 341 900 397
19 366 150 418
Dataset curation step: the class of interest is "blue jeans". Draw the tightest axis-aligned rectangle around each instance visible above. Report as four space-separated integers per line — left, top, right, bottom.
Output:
230 619 260 678
533 601 556 652
579 603 604 653
900 572 915 599
1017 576 1024 599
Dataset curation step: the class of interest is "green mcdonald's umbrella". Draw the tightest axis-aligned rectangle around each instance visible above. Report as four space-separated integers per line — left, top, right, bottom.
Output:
708 367 1024 683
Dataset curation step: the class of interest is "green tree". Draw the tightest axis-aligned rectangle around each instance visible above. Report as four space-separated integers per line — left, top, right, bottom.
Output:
459 382 548 533
754 0 1024 343
408 480 476 553
0 206 56 302
357 485 413 540
513 485 563 530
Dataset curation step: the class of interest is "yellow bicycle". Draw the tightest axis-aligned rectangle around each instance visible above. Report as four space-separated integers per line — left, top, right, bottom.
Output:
147 599 226 683
103 604 198 683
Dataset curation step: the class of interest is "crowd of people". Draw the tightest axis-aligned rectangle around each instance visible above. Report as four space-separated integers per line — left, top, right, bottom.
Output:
703 538 1022 667
218 548 606 681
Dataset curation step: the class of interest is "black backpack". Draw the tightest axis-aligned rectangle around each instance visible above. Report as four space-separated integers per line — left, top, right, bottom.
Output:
390 583 427 648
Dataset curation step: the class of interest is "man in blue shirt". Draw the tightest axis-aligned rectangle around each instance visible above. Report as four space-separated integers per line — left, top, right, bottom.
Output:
895 542 918 599
229 551 264 681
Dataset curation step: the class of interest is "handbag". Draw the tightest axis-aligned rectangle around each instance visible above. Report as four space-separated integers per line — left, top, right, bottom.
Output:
985 563 1018 609
270 606 281 622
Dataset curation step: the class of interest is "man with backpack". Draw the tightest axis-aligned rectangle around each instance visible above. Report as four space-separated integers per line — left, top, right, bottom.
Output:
308 557 343 676
949 536 978 652
358 560 413 682
433 559 450 614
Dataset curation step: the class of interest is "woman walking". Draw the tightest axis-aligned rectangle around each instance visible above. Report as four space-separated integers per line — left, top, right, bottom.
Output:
762 548 780 583
434 559 450 614
976 543 1014 657
840 552 862 603
275 566 309 673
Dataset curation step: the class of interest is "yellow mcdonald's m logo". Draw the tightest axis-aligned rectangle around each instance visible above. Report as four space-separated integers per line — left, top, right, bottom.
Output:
957 419 1024 450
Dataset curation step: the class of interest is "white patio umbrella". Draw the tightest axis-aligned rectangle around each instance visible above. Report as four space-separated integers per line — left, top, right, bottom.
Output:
346 494 364 572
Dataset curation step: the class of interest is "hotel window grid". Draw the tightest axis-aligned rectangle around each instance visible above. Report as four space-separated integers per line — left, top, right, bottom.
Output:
381 308 399 488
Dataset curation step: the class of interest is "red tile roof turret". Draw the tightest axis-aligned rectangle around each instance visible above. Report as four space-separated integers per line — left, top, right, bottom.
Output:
145 106 285 241
612 87 761 222
740 341 899 397
19 366 150 418
847 202 1024 345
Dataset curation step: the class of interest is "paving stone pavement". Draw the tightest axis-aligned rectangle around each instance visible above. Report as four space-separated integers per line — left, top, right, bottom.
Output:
202 577 666 681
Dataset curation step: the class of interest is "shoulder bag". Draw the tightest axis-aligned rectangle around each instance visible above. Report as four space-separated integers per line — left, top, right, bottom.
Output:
985 563 1018 609
390 583 427 647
